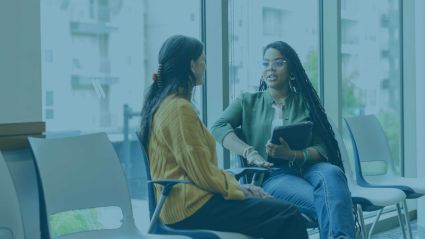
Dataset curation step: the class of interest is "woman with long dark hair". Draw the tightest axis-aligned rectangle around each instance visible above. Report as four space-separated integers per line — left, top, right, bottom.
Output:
211 41 355 238
140 35 308 239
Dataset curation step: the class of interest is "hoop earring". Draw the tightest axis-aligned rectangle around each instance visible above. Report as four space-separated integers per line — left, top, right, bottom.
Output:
289 74 297 93
259 76 267 91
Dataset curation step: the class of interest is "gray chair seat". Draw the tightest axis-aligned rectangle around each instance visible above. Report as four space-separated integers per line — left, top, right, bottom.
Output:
349 184 406 207
365 175 425 194
58 228 188 239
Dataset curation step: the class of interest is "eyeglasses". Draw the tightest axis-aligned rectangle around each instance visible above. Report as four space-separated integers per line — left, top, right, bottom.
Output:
262 59 287 69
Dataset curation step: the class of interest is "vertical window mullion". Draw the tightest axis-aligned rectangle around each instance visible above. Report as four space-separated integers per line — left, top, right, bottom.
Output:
205 0 230 169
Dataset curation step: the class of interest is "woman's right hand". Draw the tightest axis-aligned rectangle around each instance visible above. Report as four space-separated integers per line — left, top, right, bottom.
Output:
246 150 274 168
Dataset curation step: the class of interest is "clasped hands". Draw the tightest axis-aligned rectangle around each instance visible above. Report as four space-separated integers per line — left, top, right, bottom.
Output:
240 184 273 199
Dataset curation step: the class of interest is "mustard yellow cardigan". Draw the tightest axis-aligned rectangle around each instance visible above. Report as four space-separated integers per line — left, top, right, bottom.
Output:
148 95 245 224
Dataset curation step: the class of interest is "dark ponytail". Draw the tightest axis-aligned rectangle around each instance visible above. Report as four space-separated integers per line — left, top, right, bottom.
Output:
139 35 203 149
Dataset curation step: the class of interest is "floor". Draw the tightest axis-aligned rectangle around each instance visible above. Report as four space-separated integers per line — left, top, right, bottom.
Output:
307 220 423 239
75 199 425 239
374 220 424 239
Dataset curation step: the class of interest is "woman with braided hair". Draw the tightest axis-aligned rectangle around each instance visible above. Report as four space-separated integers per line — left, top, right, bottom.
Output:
211 41 355 238
140 35 308 239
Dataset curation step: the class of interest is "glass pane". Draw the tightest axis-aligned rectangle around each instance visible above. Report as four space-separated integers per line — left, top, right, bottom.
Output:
40 0 201 234
229 0 320 101
341 0 402 174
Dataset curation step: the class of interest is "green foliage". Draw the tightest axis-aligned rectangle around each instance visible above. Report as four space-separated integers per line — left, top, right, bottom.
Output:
377 111 401 172
49 209 102 237
303 49 364 117
341 79 364 117
304 50 319 91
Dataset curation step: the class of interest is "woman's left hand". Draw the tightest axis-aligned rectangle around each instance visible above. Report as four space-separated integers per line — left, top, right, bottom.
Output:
241 184 273 199
265 137 294 160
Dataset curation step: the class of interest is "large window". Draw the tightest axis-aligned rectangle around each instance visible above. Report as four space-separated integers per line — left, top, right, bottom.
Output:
341 0 402 174
41 0 202 135
40 0 202 235
228 0 320 101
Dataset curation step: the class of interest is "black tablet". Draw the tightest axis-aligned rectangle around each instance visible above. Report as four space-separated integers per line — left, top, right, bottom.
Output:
271 121 313 150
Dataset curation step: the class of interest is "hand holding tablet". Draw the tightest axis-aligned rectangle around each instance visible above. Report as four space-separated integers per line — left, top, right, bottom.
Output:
271 121 313 150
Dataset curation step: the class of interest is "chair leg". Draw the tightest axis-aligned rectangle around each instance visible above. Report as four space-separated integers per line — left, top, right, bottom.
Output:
396 203 408 239
251 173 258 185
356 204 367 239
368 208 383 239
148 194 168 233
402 200 414 239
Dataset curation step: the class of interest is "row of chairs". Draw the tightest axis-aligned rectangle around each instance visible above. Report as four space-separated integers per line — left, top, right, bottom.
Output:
0 115 423 238
0 133 187 239
1 132 266 238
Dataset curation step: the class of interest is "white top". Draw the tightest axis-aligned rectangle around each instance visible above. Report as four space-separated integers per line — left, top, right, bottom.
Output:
271 103 285 135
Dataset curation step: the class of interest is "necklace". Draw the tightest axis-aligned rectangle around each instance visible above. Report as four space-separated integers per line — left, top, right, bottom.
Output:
272 96 286 107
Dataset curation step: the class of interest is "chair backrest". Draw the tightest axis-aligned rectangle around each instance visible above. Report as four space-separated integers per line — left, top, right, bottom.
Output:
0 151 25 239
136 138 157 220
28 133 135 230
345 115 396 176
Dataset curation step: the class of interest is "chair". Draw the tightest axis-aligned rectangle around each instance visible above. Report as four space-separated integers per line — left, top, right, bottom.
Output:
0 151 26 239
345 115 425 239
329 119 407 239
136 135 266 239
28 133 187 239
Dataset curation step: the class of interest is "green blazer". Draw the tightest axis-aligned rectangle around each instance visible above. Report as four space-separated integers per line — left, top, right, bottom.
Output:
211 91 328 162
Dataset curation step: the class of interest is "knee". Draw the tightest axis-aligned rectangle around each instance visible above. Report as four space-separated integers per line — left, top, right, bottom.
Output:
314 163 347 182
326 164 346 179
308 164 351 195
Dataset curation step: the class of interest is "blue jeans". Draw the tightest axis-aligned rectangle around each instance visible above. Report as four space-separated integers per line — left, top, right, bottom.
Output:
262 162 355 239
